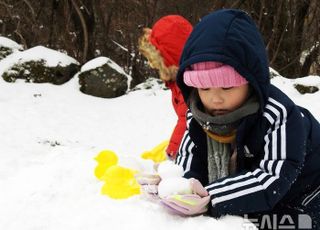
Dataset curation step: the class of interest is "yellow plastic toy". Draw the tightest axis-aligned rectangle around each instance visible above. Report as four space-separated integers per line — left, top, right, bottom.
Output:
94 150 118 180
141 140 169 163
101 165 141 199
94 140 168 199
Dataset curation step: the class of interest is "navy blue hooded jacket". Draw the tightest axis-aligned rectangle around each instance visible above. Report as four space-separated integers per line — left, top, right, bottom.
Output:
175 9 320 217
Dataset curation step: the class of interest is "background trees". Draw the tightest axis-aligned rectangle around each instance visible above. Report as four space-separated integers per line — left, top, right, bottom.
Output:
1 0 319 86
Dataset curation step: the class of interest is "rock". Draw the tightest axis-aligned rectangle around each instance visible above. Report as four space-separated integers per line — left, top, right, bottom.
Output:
0 46 80 84
78 57 132 98
0 47 16 61
294 84 319 94
2 60 79 84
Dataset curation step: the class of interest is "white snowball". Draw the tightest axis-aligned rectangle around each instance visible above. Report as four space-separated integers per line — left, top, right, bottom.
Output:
158 177 192 198
119 155 154 172
157 161 184 179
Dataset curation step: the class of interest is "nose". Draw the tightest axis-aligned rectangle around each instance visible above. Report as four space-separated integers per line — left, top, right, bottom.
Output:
208 88 224 105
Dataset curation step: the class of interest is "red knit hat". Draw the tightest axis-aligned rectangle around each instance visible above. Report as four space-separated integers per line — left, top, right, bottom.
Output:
149 15 192 67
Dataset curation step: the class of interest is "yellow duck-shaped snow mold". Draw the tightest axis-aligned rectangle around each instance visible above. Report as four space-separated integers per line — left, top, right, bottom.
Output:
94 141 168 199
94 149 141 199
140 140 168 163
94 150 118 180
101 165 140 199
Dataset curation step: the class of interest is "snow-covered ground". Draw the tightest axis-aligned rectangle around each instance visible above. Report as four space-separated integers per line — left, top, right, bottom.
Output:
0 75 319 230
0 50 319 229
0 77 252 230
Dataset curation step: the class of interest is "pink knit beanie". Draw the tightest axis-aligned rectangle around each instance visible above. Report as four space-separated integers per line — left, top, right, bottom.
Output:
183 61 248 88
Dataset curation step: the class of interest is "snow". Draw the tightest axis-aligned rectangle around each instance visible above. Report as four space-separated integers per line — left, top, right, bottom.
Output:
157 161 184 179
0 36 23 50
157 162 189 198
0 46 79 77
112 40 129 52
0 50 319 229
81 56 110 72
0 77 254 230
300 42 319 64
158 177 192 198
271 76 320 113
293 75 320 86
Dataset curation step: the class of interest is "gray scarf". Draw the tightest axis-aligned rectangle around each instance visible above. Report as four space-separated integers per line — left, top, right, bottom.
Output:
189 89 259 135
189 89 259 183
207 137 231 183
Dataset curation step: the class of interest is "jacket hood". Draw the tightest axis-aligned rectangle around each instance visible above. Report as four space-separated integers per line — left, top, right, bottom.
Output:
176 9 270 111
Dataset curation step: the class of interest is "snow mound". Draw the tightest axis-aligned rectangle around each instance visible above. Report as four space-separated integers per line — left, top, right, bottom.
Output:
0 46 79 77
0 36 23 51
131 77 167 92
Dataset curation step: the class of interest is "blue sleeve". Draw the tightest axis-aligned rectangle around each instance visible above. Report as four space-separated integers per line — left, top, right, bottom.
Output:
175 111 208 185
205 97 306 217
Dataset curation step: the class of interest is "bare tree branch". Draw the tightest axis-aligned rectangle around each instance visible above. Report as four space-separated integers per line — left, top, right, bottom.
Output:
70 0 88 63
13 20 27 48
0 1 13 18
270 23 287 65
22 0 36 21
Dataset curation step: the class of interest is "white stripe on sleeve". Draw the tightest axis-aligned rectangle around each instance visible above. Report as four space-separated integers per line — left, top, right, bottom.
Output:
207 98 288 205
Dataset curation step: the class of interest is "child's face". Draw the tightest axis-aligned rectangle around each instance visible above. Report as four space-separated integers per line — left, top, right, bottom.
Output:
197 85 250 116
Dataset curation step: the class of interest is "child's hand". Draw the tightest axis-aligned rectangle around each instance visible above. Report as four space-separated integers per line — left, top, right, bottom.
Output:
161 194 210 216
160 178 210 216
189 178 209 197
135 172 161 198
135 172 161 185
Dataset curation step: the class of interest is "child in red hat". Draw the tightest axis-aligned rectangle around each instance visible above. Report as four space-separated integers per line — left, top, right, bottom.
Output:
138 15 193 159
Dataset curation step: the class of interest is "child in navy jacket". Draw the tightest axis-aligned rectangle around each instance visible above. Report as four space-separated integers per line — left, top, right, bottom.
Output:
159 9 320 229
